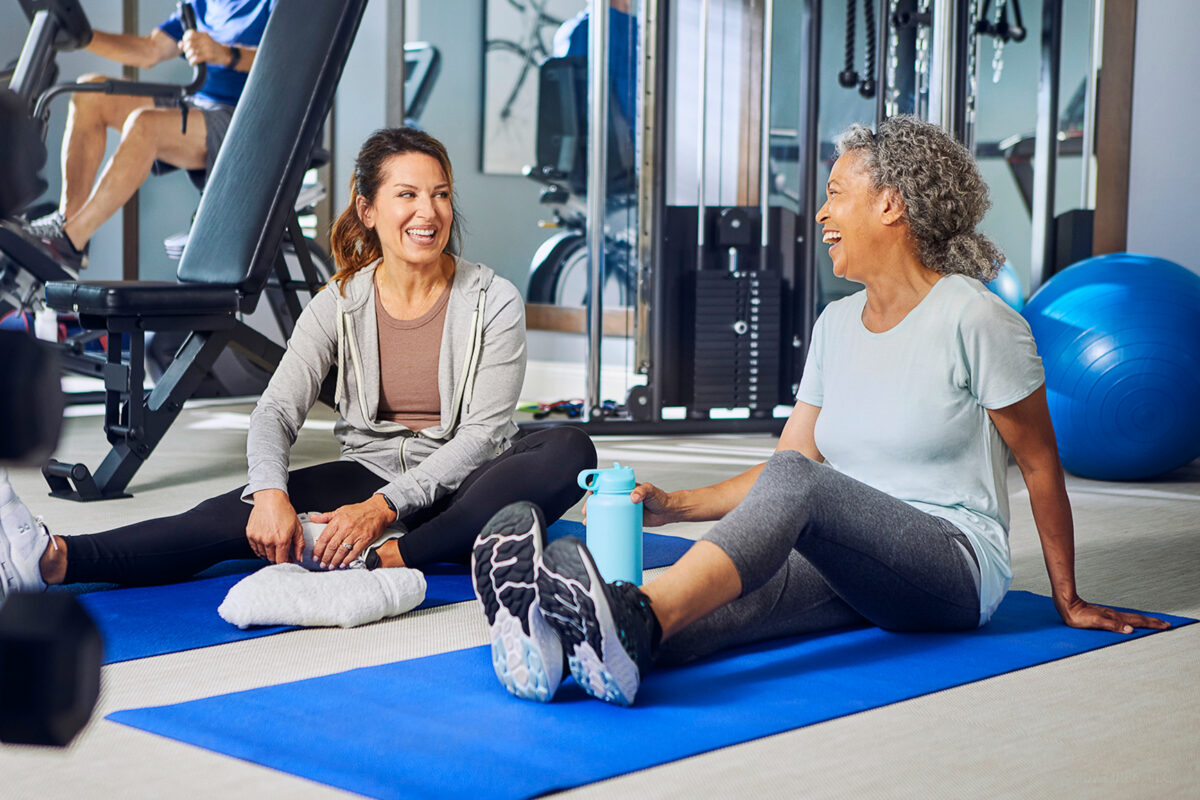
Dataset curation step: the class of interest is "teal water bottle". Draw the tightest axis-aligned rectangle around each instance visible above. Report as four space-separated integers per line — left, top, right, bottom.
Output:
578 462 643 585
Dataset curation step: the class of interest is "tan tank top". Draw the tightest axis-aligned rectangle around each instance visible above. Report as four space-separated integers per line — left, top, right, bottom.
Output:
375 284 449 431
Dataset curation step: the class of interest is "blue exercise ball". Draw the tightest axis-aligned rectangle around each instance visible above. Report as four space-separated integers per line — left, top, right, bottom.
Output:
986 260 1025 312
1022 253 1200 480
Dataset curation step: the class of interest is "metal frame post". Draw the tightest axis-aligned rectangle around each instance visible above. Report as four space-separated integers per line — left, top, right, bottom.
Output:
928 0 958 131
1080 0 1104 208
796 0 820 390
585 0 610 420
1030 0 1062 288
696 0 710 259
386 0 406 126
759 0 775 256
635 0 664 381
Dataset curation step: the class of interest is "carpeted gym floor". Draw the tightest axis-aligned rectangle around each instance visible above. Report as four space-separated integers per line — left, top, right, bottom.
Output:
2 399 1198 798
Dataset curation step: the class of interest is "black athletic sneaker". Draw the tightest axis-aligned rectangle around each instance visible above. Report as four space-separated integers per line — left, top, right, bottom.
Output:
24 210 66 240
538 536 660 706
27 212 88 271
471 501 564 702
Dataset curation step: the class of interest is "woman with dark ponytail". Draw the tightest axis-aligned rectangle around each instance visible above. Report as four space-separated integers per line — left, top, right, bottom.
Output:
0 128 596 598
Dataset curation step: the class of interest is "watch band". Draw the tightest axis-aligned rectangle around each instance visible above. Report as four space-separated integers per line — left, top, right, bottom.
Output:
379 493 398 520
227 45 241 69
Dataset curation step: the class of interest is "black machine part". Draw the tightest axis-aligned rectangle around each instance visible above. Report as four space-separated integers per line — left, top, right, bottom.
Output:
9 0 91 109
17 0 92 50
0 90 49 218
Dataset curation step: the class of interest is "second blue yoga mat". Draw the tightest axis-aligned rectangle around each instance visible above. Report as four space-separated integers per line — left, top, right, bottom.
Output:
108 591 1190 799
68 521 691 664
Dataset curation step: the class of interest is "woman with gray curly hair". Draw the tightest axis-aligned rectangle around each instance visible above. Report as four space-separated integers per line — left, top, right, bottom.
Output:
468 116 1168 708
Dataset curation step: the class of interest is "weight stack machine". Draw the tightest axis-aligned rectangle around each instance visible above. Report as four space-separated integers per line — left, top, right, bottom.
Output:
654 204 808 425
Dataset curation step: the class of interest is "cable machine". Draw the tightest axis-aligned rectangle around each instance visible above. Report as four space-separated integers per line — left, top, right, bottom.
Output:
530 0 1098 435
528 0 819 435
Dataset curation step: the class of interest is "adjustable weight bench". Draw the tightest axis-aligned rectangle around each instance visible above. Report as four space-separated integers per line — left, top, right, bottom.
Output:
40 0 368 501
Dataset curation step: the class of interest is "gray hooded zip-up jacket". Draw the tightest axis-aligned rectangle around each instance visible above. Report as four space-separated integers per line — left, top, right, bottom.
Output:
242 256 526 521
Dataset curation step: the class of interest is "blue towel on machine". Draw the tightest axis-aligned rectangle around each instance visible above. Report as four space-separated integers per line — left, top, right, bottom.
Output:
107 591 1191 799
67 520 691 664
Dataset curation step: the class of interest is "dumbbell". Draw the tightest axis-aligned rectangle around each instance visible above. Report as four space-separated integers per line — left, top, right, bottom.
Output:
0 592 102 747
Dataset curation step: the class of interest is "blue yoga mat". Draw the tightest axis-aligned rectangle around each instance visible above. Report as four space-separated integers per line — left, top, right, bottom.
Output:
66 521 691 664
109 591 1191 799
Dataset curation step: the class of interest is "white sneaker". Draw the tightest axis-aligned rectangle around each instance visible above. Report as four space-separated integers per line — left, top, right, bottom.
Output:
295 513 404 571
471 501 564 702
0 476 51 598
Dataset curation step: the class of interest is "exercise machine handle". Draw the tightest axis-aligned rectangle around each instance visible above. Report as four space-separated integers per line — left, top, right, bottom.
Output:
177 1 207 97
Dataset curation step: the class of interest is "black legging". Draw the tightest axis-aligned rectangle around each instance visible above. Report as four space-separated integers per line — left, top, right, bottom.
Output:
62 426 596 585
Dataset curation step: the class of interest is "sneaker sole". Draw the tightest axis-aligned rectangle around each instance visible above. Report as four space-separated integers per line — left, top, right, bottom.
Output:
471 502 563 702
538 537 640 706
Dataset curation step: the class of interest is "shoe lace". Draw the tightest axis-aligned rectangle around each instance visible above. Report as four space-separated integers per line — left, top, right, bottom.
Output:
35 516 58 550
27 212 65 240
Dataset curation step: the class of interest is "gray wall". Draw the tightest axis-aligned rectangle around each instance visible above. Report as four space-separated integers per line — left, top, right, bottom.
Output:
1126 0 1200 274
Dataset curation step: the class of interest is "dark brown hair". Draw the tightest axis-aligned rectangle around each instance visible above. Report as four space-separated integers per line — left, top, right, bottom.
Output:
328 127 463 292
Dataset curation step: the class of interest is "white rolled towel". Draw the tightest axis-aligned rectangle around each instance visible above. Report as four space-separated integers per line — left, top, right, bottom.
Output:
218 564 427 629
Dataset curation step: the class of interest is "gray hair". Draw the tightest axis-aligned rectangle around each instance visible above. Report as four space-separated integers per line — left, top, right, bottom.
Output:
835 115 1004 281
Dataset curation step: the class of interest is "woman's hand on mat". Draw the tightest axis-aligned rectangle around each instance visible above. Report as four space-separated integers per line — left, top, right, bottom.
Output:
1055 595 1171 634
308 498 391 569
247 489 304 564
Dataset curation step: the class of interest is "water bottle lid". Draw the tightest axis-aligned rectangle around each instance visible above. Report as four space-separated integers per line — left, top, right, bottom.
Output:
587 462 636 493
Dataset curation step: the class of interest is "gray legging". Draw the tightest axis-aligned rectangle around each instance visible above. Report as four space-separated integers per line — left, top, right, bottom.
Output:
659 450 982 665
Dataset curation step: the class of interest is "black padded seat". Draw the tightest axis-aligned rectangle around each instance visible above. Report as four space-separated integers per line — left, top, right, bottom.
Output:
45 280 238 318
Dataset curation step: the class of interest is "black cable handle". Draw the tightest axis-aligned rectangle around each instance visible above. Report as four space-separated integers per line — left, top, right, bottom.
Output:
860 0 877 97
839 0 859 88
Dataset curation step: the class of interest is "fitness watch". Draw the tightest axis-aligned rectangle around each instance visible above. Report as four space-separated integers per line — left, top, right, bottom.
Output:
227 45 242 69
378 493 398 522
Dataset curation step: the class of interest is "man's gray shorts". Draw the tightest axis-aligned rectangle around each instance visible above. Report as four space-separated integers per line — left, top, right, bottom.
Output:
152 95 235 186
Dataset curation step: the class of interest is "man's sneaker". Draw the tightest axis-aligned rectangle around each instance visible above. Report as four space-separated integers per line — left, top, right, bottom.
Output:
537 536 661 706
27 212 88 271
471 501 564 702
0 476 51 599
25 210 66 240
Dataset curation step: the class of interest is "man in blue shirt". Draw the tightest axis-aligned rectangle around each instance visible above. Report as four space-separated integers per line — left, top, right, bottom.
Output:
27 0 274 270
553 0 636 143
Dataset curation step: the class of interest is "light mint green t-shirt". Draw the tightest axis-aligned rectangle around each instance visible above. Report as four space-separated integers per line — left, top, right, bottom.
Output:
796 274 1044 623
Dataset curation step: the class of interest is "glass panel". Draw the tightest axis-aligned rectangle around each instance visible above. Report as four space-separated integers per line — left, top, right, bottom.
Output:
1054 0 1095 216
768 0 805 217
971 0 1044 293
